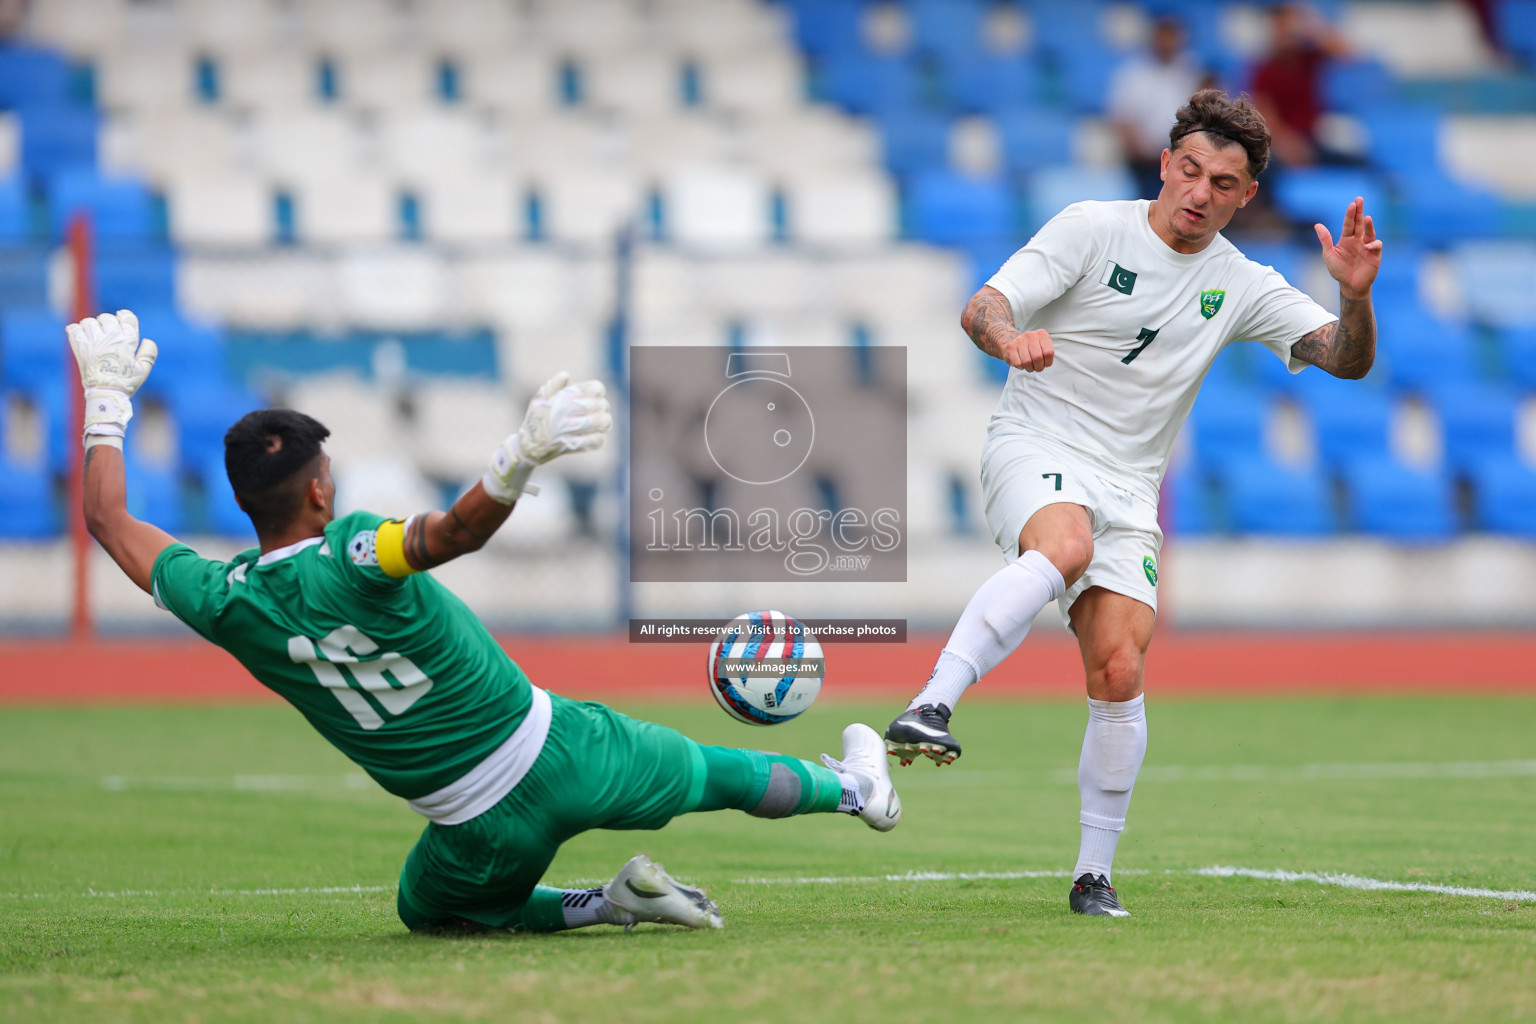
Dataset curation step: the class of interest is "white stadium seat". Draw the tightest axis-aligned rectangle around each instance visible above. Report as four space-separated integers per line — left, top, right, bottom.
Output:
339 50 438 112
540 169 644 245
178 251 339 328
102 110 243 186
252 112 368 186
285 376 410 465
735 109 883 177
662 164 771 249
411 0 529 54
408 379 521 481
653 0 789 51
625 114 733 177
296 0 407 54
26 0 127 57
699 49 804 114
459 250 613 332
583 52 685 115
1340 1 1492 78
220 51 323 114
785 171 897 247
461 49 561 115
530 0 648 57
418 172 523 245
334 457 443 520
377 110 492 181
166 174 272 247
178 0 280 50
336 247 452 329
292 174 397 245
94 44 198 114
0 113 17 178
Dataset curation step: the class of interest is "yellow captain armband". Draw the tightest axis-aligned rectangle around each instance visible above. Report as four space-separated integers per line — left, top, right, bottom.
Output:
373 519 418 578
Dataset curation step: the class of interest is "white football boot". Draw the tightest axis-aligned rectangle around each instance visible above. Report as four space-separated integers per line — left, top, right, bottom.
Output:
822 723 904 832
603 854 724 930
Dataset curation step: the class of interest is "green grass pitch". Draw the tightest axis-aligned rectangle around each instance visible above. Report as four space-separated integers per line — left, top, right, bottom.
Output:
2 695 1535 1023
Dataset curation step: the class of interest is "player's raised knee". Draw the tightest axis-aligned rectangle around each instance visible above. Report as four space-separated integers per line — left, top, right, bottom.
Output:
1089 646 1145 703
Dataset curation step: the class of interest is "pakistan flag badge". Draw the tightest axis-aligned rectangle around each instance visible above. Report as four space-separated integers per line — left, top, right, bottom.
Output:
1199 288 1225 320
1143 555 1158 587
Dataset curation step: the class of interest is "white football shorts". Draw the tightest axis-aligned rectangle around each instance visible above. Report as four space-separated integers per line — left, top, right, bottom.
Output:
979 428 1163 631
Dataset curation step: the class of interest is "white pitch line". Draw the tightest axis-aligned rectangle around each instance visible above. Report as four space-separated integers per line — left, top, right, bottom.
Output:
1048 759 1536 785
5 868 1533 905
101 774 376 792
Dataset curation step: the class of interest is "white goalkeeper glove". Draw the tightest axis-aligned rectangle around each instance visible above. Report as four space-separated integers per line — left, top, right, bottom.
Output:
482 371 613 504
65 309 159 449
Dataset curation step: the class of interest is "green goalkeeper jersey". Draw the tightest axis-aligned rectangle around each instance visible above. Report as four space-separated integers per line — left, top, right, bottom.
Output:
150 510 533 800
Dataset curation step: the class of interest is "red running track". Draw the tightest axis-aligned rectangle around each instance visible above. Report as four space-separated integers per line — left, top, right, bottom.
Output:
2 632 1535 704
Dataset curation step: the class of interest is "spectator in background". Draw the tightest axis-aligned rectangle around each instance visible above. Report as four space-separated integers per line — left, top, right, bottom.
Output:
1108 17 1208 199
1249 2 1350 167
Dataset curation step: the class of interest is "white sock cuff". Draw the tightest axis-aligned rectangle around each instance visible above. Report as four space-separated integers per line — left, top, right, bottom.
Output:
1080 810 1126 831
1086 693 1146 721
1013 549 1067 600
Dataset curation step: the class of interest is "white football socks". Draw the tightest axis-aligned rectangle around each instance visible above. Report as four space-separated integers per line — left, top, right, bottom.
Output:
559 888 634 928
908 549 1067 711
1073 694 1148 884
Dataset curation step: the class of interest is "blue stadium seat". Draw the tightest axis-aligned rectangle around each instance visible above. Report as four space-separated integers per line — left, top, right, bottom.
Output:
1497 0 1536 66
2 379 69 473
0 455 58 538
96 244 177 310
908 0 987 62
1343 457 1456 539
48 169 158 242
819 55 922 115
1272 168 1386 232
1453 241 1536 329
1165 461 1215 535
1500 325 1536 388
994 105 1075 174
1023 1 1107 59
172 383 262 473
1374 305 1480 392
0 174 29 242
877 108 952 178
1362 106 1440 176
1396 171 1502 244
1024 165 1136 232
907 171 1012 245
1216 457 1335 535
1 309 65 392
201 456 256 539
130 308 228 402
1366 241 1422 310
1189 385 1269 470
16 104 97 182
1432 383 1519 469
787 0 865 58
1320 58 1397 115
1467 454 1536 535
1301 381 1393 469
1056 46 1120 113
1234 240 1305 285
939 54 1042 115
123 456 186 534
0 245 49 307
0 44 71 108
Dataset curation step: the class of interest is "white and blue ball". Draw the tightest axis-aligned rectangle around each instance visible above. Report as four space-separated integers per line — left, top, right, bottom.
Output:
707 610 823 726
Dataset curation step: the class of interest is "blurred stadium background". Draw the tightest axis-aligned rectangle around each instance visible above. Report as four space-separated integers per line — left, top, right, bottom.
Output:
3 0 1536 655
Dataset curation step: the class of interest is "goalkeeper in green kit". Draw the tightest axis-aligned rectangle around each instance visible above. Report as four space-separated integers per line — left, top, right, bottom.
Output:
70 309 902 934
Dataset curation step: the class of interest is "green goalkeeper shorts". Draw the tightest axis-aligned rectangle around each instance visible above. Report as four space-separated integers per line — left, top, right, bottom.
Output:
397 692 707 929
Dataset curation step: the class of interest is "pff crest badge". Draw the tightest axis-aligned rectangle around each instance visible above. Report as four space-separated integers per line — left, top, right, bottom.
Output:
1143 555 1158 587
1199 288 1225 320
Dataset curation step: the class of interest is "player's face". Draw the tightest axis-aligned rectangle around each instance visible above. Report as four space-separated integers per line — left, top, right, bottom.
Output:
1155 136 1258 252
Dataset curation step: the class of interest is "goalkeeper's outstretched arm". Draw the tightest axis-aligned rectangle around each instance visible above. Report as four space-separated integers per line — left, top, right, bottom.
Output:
69 311 176 593
387 371 612 574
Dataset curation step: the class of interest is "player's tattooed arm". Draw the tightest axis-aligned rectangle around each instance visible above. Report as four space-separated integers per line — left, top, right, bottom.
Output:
82 443 177 594
399 482 515 572
1291 295 1376 380
961 286 1054 373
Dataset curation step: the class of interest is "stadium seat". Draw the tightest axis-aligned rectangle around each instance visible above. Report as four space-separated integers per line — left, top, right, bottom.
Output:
0 245 49 308
408 379 520 482
175 384 262 473
1374 305 1480 393
96 244 177 311
1452 241 1536 329
908 0 987 63
907 171 1012 246
699 48 805 113
1320 58 1398 114
0 455 58 539
1216 457 1335 535
131 308 227 402
819 54 923 116
938 53 1043 116
1188 385 1269 470
1497 0 1536 66
0 309 65 393
0 174 28 242
337 51 437 112
788 0 865 58
123 456 186 534
1024 166 1137 233
661 165 772 249
1165 461 1215 535
1055 45 1121 113
1431 383 1520 469
1362 105 1440 176
1272 168 1387 233
0 43 73 108
16 103 97 181
291 175 398 245
1343 457 1456 539
200 455 257 539
876 109 952 178
1500 325 1536 388
48 168 157 242
337 248 452 330
1024 1 1108 59
166 175 271 247
1467 454 1536 535
994 106 1076 174
1300 379 1393 469
1396 171 1502 244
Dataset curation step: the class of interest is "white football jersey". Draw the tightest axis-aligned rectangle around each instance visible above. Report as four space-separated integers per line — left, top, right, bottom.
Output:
985 199 1336 502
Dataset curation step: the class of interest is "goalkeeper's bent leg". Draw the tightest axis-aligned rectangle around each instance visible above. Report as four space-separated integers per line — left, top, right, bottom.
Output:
685 744 844 818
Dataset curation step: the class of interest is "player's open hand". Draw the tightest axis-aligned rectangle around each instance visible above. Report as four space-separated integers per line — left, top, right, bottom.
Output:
517 371 613 463
998 328 1054 373
1315 196 1383 301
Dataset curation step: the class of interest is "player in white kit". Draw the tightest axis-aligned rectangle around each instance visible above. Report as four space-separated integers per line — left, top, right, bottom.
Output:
884 90 1382 916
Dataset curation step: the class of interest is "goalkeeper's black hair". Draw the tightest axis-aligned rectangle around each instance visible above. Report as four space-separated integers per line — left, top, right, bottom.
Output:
224 409 331 532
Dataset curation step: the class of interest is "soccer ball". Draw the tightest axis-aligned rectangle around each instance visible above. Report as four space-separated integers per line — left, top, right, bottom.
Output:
707 610 824 726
